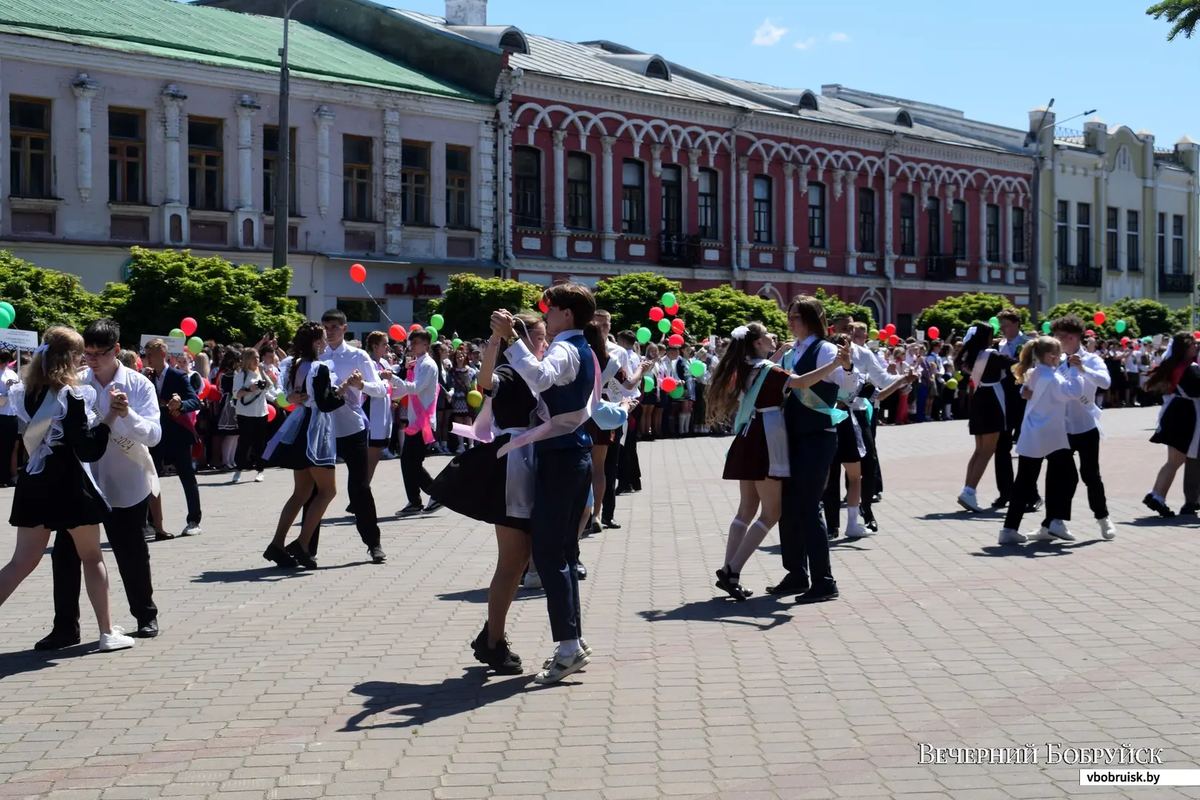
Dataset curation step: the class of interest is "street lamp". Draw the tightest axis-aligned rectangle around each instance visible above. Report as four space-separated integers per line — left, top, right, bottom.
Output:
272 0 313 270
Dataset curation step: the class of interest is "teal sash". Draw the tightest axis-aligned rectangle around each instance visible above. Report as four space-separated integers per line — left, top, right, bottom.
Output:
733 361 775 436
782 345 849 426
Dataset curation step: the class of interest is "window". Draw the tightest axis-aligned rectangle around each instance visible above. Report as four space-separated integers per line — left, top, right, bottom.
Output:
1106 207 1119 271
986 204 1000 262
1173 214 1185 272
10 98 51 198
566 152 591 229
1127 210 1140 272
951 200 967 259
1158 212 1167 270
1076 202 1091 268
108 109 145 204
263 126 296 215
187 119 223 210
927 197 941 254
808 182 826 249
858 188 875 253
753 176 772 244
446 145 471 227
513 146 541 227
697 168 718 240
400 141 430 225
1012 207 1026 263
1056 201 1070 265
621 159 645 234
661 165 682 235
899 194 915 256
343 135 374 221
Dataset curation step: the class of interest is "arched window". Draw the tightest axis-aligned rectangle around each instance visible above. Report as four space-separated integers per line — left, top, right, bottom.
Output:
646 58 671 81
798 92 819 111
498 30 529 54
863 299 883 326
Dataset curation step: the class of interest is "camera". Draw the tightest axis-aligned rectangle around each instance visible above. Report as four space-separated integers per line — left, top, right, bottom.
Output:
255 380 268 390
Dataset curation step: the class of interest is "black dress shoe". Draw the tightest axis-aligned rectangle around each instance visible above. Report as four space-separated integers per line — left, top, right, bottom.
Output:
1025 497 1044 513
136 620 159 639
286 541 318 570
1181 503 1199 516
795 584 839 605
35 630 81 651
575 562 587 580
828 529 840 541
765 573 810 596
369 545 387 564
1144 493 1176 518
602 519 621 530
263 543 299 569
990 497 1009 510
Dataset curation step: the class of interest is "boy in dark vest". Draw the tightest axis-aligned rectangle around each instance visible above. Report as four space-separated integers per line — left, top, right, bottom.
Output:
490 283 599 684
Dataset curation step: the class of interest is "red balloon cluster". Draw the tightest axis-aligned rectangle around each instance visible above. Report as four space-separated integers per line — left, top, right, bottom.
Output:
350 263 367 283
887 334 900 346
671 318 685 335
885 323 896 335
661 377 678 393
1093 311 1106 325
180 317 198 337
666 303 679 316
878 330 888 341
649 307 665 322
668 333 684 347
389 324 407 342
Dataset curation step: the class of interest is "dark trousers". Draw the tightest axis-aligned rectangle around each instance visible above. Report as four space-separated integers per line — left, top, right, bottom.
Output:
994 430 1015 501
529 447 592 643
601 428 622 522
234 415 269 472
1184 458 1200 506
869 409 882 494
1068 428 1108 520
617 407 641 492
151 440 201 525
304 429 380 555
0 416 16 485
400 432 434 507
780 430 838 589
855 409 878 520
1004 451 1078 531
50 497 156 636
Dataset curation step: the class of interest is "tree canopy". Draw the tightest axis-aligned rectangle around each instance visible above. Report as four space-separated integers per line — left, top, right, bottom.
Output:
1148 0 1200 39
916 293 1028 340
0 251 104 333
428 274 543 341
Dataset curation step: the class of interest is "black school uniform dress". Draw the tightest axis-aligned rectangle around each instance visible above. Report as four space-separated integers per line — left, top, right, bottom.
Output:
968 350 1015 436
1151 363 1200 457
9 385 111 530
263 361 345 470
427 363 540 531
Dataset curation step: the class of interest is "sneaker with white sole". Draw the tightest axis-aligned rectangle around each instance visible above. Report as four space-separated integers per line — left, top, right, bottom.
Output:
1027 526 1055 542
1098 517 1116 540
534 650 589 684
543 639 593 669
99 629 135 652
998 528 1027 545
181 524 202 537
231 471 242 484
1047 520 1076 541
844 521 872 539
958 491 983 513
254 471 264 483
521 571 543 590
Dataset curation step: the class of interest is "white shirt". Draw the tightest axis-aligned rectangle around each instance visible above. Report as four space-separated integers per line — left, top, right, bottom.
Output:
391 352 440 430
507 329 582 393
325 341 386 438
850 342 899 411
1060 351 1111 435
606 340 637 400
792 335 859 393
233 369 273 418
0 367 18 416
999 334 1029 359
1016 363 1084 459
86 364 162 509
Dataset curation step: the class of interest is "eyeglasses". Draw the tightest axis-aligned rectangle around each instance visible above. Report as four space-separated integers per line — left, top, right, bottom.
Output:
83 346 115 360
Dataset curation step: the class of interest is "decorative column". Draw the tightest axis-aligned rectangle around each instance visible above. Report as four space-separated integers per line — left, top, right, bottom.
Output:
884 175 895 278
161 84 188 245
1004 192 1016 284
233 94 259 248
650 143 663 178
737 156 750 269
71 73 97 203
478 118 497 261
601 136 616 262
979 190 988 263
844 171 857 275
783 163 797 272
552 130 567 259
314 106 335 218
383 108 402 255
687 148 700 182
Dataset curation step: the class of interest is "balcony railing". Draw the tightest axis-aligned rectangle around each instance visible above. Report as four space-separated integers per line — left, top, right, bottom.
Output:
924 254 957 281
1159 269 1195 294
659 232 701 267
1058 264 1101 287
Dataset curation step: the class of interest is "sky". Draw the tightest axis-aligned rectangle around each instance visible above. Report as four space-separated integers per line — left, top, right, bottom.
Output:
368 0 1197 143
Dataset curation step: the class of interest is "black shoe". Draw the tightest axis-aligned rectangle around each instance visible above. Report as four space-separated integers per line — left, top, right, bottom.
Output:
1144 493 1176 518
345 503 355 514
828 529 840 541
1181 503 1199 516
286 541 318 569
398 503 424 516
34 629 80 651
154 531 175 541
263 543 299 569
424 500 443 514
575 562 588 580
369 545 387 564
991 496 1010 510
795 584 839 605
136 620 159 639
602 519 621 530
1025 497 1044 513
590 517 602 535
864 517 879 532
471 625 523 675
715 566 752 601
872 493 882 504
765 573 810 596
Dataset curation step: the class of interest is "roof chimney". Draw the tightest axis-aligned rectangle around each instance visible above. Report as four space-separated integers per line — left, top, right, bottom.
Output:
445 0 487 25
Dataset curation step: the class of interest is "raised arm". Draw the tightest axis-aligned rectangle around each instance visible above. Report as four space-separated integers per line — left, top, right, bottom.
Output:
111 375 162 448
507 339 579 393
358 352 389 399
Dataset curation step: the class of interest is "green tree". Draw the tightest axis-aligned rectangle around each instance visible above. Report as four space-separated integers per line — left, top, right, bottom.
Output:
1171 305 1197 332
1148 0 1200 39
593 273 684 334
428 273 543 340
813 288 875 326
680 285 788 340
1109 298 1180 336
0 250 104 332
100 248 304 346
917 293 1028 339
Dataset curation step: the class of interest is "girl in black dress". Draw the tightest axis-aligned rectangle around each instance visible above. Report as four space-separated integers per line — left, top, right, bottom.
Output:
1143 333 1200 517
262 322 349 569
955 322 1016 513
428 313 545 674
0 326 133 652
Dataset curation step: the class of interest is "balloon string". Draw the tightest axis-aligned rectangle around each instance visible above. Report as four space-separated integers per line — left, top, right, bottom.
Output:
359 284 398 329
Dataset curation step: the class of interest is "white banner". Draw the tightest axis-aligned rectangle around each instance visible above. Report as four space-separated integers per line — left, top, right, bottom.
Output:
0 329 38 350
140 335 187 356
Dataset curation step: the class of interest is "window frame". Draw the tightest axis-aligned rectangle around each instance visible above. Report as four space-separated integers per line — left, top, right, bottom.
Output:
263 125 297 216
1012 207 1026 263
566 152 592 231
1076 202 1092 268
187 117 224 211
621 159 646 235
342 134 375 222
9 96 52 199
1126 210 1140 272
1173 214 1185 272
752 175 772 245
108 107 146 205
697 168 719 240
986 203 1000 262
807 182 826 249
400 140 431 225
445 144 472 228
951 199 967 260
661 164 682 236
1158 212 1167 271
1105 207 1119 271
858 187 876 254
899 193 915 257
513 146 542 228
1056 200 1070 266
927 197 942 255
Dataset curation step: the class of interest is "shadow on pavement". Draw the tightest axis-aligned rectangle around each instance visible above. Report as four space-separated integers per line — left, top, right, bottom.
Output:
436 587 542 604
342 669 535 730
972 540 1102 558
0 643 97 680
190 562 371 582
639 598 791 631
919 510 1003 521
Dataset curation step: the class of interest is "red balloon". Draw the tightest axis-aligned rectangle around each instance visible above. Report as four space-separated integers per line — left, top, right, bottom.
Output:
1193 331 1200 340
668 334 685 347
1121 336 1129 345
666 304 679 316
671 318 685 335
538 298 549 313
350 263 367 283
648 307 665 322
1093 311 1106 325
927 327 940 340
661 377 678 393
885 323 896 335
180 317 198 337
878 330 888 341
287 403 297 412
389 324 404 341
1085 329 1095 337
409 323 422 333
887 334 900 346
266 404 277 422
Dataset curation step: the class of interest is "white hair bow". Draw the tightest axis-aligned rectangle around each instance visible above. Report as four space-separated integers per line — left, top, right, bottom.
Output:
961 328 976 345
1165 339 1175 361
731 326 749 340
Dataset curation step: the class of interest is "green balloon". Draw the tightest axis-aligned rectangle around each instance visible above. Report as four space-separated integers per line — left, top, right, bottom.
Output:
0 308 12 330
636 327 652 344
186 336 203 355
276 393 289 409
0 302 14 321
657 319 671 334
1115 319 1127 333
689 360 705 378
669 385 685 399
643 375 655 393
661 292 677 308
989 316 1000 333
170 328 185 340
430 314 445 330
1143 336 1153 343
1041 321 1051 334
452 338 463 349
427 327 439 342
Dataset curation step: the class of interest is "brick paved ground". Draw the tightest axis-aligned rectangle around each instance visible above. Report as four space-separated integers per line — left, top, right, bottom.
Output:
0 406 1196 800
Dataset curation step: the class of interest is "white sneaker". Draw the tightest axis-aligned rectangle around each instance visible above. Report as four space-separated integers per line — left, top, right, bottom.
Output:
957 491 983 513
181 524 202 537
1027 526 1055 542
844 521 872 539
99 629 135 652
231 471 242 484
534 650 589 684
1047 520 1076 541
254 472 264 483
521 571 542 590
1098 517 1117 540
998 528 1027 545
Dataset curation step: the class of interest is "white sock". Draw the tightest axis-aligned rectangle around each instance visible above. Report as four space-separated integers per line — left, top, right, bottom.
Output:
556 639 580 659
731 519 773 571
1153 492 1166 503
847 506 860 527
725 519 748 565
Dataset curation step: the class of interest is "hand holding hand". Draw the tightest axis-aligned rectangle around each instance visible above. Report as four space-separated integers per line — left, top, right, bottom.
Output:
345 369 365 390
1021 387 1033 401
490 310 515 340
837 340 853 369
108 388 129 418
380 369 394 381
1068 353 1083 369
167 393 182 413
287 392 308 406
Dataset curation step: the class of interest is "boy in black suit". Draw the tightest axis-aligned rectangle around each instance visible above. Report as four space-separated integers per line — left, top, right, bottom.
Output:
144 339 203 537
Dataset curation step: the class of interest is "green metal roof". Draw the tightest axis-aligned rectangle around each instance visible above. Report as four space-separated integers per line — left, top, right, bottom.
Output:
0 0 484 102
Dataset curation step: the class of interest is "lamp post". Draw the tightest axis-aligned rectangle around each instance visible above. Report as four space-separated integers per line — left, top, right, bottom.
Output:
272 0 312 270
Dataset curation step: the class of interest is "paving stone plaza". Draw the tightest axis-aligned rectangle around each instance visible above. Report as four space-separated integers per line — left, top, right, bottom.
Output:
0 406 1195 800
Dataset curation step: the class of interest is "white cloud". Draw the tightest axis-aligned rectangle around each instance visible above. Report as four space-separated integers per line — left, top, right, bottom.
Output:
794 36 818 50
752 18 788 46
828 32 851 43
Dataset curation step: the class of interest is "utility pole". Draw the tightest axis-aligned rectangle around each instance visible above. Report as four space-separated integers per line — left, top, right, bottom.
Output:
273 0 311 269
1027 99 1054 328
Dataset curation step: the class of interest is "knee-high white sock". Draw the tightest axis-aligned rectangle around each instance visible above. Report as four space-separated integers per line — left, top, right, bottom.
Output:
731 519 773 573
847 506 860 528
724 519 748 566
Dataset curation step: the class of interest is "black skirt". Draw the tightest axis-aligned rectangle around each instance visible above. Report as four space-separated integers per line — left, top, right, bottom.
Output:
427 433 529 532
969 385 1006 436
1150 396 1198 455
10 450 107 530
834 412 864 464
264 410 333 471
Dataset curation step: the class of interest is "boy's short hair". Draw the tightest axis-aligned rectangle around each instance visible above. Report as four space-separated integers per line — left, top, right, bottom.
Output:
145 338 167 356
321 309 348 325
849 321 868 334
1050 314 1085 337
997 308 1022 325
543 282 596 325
409 329 432 346
83 318 121 349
